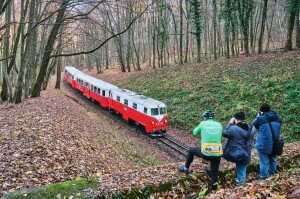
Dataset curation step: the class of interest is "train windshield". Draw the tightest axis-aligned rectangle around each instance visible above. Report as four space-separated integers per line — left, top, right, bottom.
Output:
151 107 167 116
151 108 159 116
160 107 167 115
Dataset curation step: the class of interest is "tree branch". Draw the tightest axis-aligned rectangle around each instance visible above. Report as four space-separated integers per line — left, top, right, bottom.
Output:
51 4 150 58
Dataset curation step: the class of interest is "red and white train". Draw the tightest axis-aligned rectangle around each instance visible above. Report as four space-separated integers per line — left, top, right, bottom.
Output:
64 66 168 137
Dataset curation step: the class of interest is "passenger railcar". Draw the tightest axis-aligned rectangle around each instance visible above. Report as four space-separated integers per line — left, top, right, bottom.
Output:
64 66 168 137
75 75 118 108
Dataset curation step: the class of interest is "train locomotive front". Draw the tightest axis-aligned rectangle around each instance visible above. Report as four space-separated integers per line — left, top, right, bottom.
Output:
109 89 168 137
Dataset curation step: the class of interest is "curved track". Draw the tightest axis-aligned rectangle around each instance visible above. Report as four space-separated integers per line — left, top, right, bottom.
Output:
62 80 190 161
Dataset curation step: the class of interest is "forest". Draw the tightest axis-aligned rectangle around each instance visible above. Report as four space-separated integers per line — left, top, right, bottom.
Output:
0 0 300 198
0 0 300 104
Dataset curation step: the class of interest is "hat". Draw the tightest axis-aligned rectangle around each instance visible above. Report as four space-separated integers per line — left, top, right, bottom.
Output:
234 112 245 120
201 110 215 118
260 103 270 112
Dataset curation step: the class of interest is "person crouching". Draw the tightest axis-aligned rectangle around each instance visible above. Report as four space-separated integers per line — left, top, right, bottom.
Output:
178 110 223 191
222 112 256 185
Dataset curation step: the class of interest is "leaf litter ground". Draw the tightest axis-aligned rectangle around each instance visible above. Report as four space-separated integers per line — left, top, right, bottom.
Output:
0 88 179 196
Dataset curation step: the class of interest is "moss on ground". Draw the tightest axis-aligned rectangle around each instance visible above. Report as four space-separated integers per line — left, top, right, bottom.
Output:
4 178 98 199
120 57 300 142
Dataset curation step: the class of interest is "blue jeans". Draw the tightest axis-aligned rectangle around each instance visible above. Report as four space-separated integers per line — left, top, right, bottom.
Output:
236 164 247 185
258 151 277 179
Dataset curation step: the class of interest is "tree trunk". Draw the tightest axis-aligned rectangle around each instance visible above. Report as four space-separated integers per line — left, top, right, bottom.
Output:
1 0 12 102
212 0 217 60
284 0 299 51
266 0 277 52
237 0 253 56
184 0 190 63
42 59 56 90
224 0 231 58
31 0 69 97
179 0 183 64
296 9 300 48
126 1 132 73
13 0 31 103
258 0 268 54
152 11 156 69
55 30 63 89
190 0 202 62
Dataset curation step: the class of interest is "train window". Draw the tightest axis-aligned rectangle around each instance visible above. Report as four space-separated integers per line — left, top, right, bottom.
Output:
160 107 167 115
97 88 100 94
91 85 93 90
133 103 137 109
144 107 147 114
117 96 120 102
102 90 105 96
124 99 128 105
151 108 159 116
94 86 97 92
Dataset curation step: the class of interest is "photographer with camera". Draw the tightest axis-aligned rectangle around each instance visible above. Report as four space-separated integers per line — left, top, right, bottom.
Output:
252 103 282 179
222 112 255 185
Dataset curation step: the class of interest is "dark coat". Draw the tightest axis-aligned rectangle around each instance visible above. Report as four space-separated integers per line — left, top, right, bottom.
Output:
252 111 282 154
222 123 256 165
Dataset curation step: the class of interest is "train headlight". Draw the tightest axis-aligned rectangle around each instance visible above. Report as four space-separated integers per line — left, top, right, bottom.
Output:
165 119 168 123
151 121 155 125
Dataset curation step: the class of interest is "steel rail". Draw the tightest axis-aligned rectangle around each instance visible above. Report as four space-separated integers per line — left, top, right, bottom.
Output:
158 137 188 156
163 135 189 151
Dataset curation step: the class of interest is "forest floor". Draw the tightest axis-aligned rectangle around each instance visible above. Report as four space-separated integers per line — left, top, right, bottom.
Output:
1 50 300 198
0 78 196 197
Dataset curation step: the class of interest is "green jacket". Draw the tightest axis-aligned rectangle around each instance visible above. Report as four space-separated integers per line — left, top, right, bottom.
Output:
193 119 223 156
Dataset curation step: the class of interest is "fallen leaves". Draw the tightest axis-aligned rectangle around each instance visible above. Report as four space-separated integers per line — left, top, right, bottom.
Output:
0 89 175 196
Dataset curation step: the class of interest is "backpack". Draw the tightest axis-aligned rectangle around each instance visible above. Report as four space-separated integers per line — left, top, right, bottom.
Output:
226 145 249 163
266 115 284 156
268 121 284 156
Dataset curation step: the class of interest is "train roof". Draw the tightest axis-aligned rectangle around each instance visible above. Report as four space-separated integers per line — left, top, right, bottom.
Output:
76 73 118 90
112 89 166 108
65 66 84 75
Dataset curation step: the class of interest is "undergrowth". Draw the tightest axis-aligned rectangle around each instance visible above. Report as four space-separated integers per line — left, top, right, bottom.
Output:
120 56 300 142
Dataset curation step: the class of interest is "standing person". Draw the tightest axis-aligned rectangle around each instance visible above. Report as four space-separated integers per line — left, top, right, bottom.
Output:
178 110 223 190
222 112 256 185
252 103 282 179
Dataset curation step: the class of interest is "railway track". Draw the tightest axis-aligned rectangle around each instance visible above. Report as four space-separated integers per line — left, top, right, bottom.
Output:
158 135 189 157
62 80 189 161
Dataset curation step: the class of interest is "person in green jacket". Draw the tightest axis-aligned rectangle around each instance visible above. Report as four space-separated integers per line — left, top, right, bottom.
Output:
179 110 223 190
